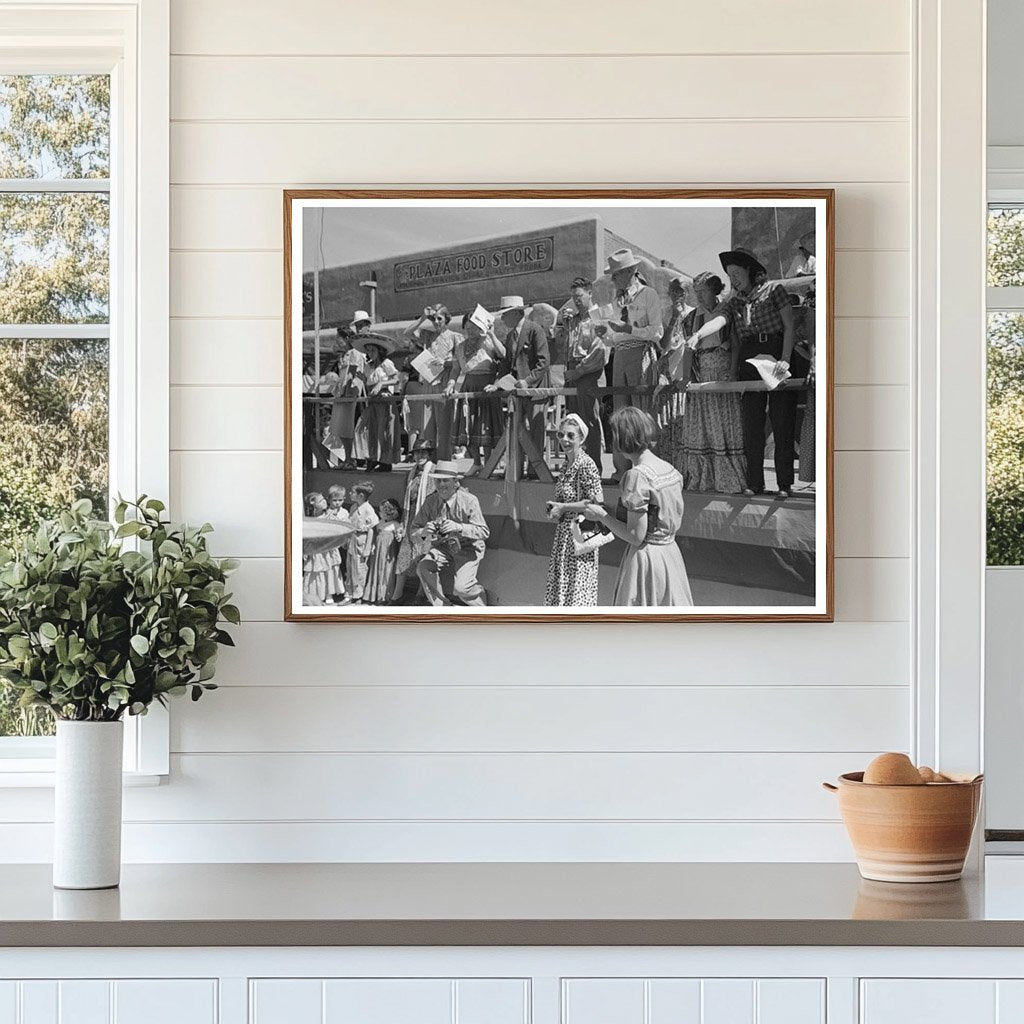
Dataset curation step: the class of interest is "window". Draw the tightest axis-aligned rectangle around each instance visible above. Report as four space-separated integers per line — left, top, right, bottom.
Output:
0 74 111 738
0 3 169 777
987 206 1024 566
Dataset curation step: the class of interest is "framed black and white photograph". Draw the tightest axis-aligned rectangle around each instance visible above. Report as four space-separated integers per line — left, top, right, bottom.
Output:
284 189 833 622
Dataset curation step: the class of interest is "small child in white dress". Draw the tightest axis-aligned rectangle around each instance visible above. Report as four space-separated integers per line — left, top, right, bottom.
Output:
322 484 350 601
341 480 380 604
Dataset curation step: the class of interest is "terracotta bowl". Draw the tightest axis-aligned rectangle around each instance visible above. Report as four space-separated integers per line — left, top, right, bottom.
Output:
823 772 983 883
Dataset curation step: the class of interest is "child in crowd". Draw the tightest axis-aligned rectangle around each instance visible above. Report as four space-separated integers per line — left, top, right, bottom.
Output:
364 498 404 605
341 480 380 604
302 491 344 604
328 365 366 469
323 484 350 602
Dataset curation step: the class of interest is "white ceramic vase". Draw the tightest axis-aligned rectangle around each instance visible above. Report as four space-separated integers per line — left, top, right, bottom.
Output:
53 719 124 889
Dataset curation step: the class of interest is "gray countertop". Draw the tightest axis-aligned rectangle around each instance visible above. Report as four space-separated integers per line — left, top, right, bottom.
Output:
3 861 1023 947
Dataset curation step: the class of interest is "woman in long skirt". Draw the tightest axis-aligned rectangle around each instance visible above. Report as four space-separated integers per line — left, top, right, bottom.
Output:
444 306 506 474
678 271 746 493
358 338 401 470
544 414 604 606
582 407 693 607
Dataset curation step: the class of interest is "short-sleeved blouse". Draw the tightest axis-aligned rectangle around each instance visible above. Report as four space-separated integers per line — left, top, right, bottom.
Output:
367 358 398 392
618 462 685 545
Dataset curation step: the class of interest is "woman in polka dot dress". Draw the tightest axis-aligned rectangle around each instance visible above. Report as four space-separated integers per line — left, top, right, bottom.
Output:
544 414 605 606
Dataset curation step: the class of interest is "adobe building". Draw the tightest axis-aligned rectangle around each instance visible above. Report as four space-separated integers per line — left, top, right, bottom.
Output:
302 216 666 330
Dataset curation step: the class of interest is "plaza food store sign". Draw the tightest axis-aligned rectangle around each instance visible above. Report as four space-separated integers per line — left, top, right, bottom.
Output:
394 235 555 291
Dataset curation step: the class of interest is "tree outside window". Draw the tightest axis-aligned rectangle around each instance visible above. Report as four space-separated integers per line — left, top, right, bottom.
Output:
0 75 110 736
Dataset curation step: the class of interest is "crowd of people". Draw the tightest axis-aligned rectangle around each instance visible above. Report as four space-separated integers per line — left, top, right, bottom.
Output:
302 242 818 608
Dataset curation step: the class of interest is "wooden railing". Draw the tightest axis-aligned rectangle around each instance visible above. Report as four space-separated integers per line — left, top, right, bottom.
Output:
302 378 810 479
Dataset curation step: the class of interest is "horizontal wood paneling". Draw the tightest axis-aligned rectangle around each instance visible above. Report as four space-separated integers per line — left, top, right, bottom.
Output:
171 685 910 754
833 557 910 622
834 452 910 558
208 621 910 687
0 820 857 862
834 385 910 451
227 556 909 623
170 183 910 252
169 450 907 559
834 319 910 386
42 0 916 865
170 450 283 556
170 249 909 319
171 54 909 122
170 385 281 450
170 0 910 56
170 319 283 386
170 120 910 186
113 751 860 821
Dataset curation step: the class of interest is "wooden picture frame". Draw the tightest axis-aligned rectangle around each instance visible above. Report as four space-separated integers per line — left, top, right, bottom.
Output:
284 189 834 622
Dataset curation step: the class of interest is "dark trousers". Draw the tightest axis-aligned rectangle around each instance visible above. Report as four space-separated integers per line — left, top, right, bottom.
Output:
566 369 604 469
738 357 798 492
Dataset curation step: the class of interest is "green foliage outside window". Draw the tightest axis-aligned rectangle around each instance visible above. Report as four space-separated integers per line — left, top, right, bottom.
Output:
0 75 110 736
988 208 1024 566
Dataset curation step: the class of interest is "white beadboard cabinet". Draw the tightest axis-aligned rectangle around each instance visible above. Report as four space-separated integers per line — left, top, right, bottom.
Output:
4 950 1024 1024
0 979 218 1024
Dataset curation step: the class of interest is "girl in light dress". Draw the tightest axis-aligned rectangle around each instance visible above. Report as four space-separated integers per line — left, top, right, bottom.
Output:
582 407 693 607
322 484 350 602
364 498 405 605
340 480 380 605
302 492 344 604
328 366 366 469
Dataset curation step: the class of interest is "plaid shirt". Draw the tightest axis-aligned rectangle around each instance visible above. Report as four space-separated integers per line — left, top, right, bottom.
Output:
728 282 790 339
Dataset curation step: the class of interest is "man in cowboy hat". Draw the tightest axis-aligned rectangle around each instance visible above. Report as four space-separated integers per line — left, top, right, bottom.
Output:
411 460 490 607
602 248 663 475
492 295 550 474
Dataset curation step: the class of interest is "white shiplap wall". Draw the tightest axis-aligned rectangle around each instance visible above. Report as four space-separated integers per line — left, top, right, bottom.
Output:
1 0 916 862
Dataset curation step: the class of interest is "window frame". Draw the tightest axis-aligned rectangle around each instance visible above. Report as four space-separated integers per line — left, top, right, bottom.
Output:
0 0 169 782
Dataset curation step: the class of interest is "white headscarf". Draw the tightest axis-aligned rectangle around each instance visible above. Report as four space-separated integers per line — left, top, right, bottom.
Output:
560 413 589 441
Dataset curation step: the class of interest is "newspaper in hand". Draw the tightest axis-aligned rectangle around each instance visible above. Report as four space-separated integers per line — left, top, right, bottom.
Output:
494 373 518 392
745 354 791 391
410 347 446 385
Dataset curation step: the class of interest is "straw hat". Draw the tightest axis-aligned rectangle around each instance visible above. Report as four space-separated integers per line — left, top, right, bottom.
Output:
496 295 526 315
351 309 372 328
353 332 406 357
604 248 641 276
719 247 767 277
429 460 465 480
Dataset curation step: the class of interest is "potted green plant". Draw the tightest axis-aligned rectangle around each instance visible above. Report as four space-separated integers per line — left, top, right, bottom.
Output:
0 497 239 889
